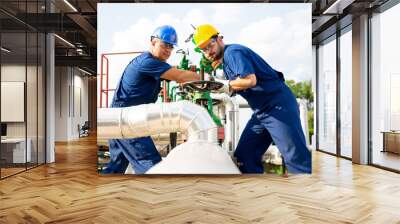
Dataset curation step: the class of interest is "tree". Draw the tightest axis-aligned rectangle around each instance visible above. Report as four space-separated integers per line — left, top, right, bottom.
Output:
285 79 314 142
285 80 313 102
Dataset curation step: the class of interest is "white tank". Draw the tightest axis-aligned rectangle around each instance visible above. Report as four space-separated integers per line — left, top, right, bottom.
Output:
146 141 241 174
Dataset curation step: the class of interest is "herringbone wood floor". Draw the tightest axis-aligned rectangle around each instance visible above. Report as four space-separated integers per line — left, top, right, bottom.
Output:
1 135 400 223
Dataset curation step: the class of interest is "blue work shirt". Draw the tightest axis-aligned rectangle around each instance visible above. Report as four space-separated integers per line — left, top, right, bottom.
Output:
223 44 285 114
111 51 171 108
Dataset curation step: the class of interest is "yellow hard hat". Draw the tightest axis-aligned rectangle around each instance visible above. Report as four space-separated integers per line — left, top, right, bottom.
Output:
193 24 219 48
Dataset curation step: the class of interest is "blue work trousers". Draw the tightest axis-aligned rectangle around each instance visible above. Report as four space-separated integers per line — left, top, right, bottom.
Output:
102 137 161 174
234 85 312 174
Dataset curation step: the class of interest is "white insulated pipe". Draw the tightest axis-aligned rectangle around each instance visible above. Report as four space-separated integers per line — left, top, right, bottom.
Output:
210 93 239 152
97 100 218 143
297 98 310 146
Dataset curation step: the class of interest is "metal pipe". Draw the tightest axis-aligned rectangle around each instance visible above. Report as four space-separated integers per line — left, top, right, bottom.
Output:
97 100 218 143
298 98 310 146
232 96 240 153
210 93 239 152
200 68 204 80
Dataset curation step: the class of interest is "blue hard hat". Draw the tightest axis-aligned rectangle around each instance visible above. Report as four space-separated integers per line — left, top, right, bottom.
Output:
151 25 178 46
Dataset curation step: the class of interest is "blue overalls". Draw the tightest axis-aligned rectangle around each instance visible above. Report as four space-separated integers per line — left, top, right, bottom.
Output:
102 52 171 174
223 44 312 174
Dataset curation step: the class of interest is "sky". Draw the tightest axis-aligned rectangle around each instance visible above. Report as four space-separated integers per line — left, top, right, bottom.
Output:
97 3 312 101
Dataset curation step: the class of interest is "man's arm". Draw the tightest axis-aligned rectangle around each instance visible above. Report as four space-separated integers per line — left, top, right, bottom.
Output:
161 67 200 83
229 74 257 91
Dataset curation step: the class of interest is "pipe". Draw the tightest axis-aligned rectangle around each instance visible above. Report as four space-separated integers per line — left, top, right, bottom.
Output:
297 98 310 146
200 67 204 80
97 100 218 143
233 97 240 153
146 140 241 174
210 93 239 152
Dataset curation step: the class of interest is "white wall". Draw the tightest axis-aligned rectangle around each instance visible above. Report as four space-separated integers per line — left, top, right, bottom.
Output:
55 67 68 141
1 65 29 138
55 67 89 141
72 72 89 138
1 63 46 163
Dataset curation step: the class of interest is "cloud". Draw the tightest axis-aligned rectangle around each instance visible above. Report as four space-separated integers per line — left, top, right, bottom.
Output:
105 5 311 82
183 9 208 27
111 18 153 53
109 13 198 66
210 4 241 26
238 17 284 44
236 9 311 81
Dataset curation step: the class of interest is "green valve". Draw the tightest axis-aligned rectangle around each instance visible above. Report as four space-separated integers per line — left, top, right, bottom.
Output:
199 55 221 74
192 91 222 127
171 46 225 127
176 49 190 70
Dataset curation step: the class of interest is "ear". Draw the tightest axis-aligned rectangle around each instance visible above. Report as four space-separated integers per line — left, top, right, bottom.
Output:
217 36 223 44
151 38 157 47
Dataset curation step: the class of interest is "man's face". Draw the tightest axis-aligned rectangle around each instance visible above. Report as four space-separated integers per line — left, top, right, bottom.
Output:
151 38 174 61
200 36 223 62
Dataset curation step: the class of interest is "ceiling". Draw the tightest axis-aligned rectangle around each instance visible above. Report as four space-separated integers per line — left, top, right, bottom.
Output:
0 0 392 74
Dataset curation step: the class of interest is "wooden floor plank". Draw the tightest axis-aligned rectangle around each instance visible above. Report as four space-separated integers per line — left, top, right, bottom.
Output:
0 135 400 223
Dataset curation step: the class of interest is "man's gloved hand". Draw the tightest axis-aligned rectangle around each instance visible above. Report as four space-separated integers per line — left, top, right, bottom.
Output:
214 78 232 96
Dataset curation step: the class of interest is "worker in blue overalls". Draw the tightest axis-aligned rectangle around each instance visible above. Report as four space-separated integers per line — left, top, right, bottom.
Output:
102 25 200 174
192 24 311 174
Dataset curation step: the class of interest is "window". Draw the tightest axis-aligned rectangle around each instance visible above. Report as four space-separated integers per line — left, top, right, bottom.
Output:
339 27 352 158
0 1 47 179
371 3 400 171
318 35 337 154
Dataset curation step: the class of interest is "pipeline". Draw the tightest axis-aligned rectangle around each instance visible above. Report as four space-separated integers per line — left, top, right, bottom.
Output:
297 98 310 146
97 100 218 143
210 93 239 153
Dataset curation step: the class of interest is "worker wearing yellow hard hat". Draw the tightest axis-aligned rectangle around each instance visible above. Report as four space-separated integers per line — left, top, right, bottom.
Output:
193 24 312 174
193 24 219 49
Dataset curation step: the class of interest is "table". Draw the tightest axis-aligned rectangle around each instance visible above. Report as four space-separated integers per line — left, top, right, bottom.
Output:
382 131 400 154
1 138 32 163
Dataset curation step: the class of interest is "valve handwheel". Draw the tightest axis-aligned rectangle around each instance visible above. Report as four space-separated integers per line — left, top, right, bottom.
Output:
195 98 222 106
182 80 223 92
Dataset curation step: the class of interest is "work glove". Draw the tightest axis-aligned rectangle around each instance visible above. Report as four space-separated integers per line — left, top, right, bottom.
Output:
213 78 233 96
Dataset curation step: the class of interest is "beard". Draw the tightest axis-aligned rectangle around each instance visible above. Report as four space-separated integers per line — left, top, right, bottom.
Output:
207 45 223 61
214 48 223 61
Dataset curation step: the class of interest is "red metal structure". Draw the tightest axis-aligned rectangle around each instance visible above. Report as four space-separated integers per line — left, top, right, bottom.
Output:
99 52 142 108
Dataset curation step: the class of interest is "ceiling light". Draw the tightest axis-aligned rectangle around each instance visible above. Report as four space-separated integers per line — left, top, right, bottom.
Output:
1 47 11 53
78 67 93 76
63 0 78 12
323 0 355 15
54 34 75 48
